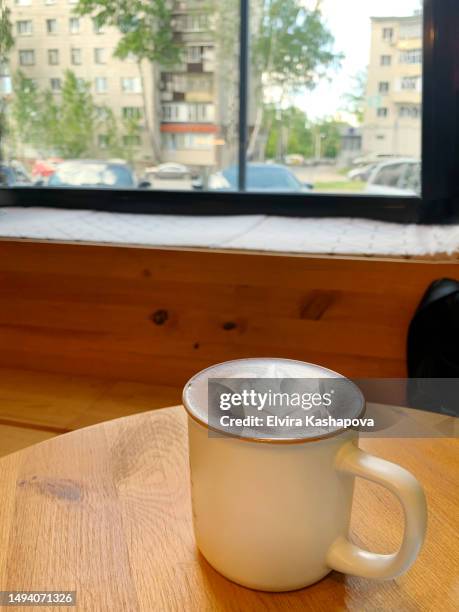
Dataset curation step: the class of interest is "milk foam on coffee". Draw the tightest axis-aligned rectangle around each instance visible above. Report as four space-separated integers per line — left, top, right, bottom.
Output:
183 358 364 441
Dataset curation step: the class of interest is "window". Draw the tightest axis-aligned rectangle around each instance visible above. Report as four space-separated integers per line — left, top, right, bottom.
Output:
94 48 106 64
95 106 110 119
93 19 106 35
46 19 58 35
121 77 142 93
98 134 109 148
45 0 56 4
399 105 421 119
123 134 141 146
401 76 421 91
69 18 80 34
50 78 61 92
19 50 35 66
382 27 393 40
16 21 33 36
400 49 422 64
71 49 82 65
14 0 31 5
175 14 209 32
95 77 108 93
373 163 407 188
122 107 142 120
2 1 458 226
48 49 59 65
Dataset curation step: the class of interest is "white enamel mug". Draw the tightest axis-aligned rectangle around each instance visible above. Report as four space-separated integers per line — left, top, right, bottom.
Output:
183 358 427 592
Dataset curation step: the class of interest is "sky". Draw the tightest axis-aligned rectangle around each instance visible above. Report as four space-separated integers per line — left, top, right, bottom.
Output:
294 0 421 122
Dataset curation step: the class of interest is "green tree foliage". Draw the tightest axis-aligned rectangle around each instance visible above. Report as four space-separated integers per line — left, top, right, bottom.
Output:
10 72 43 152
0 0 14 164
58 71 96 157
342 69 367 124
74 0 180 161
249 0 342 156
263 104 343 161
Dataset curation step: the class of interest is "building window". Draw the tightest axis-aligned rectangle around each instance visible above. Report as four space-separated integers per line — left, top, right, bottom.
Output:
382 27 393 41
123 134 141 146
175 14 209 32
401 76 421 91
46 19 58 35
122 107 142 119
14 0 31 5
161 132 213 150
69 18 80 34
400 49 422 64
95 77 108 93
16 20 33 36
399 104 421 119
377 107 388 117
18 50 35 66
98 134 109 148
378 81 389 93
50 78 61 92
45 0 56 5
94 48 106 64
121 77 142 93
95 106 110 119
48 49 59 65
186 46 202 62
71 49 82 65
93 19 106 34
380 55 392 66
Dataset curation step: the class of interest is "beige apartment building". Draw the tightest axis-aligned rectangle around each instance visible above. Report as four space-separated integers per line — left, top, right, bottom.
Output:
362 13 422 158
6 0 238 169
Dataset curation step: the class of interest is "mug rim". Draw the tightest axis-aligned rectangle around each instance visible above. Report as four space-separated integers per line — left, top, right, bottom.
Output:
182 358 366 445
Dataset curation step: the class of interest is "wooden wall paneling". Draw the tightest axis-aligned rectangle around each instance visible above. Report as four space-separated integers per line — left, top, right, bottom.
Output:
0 239 458 386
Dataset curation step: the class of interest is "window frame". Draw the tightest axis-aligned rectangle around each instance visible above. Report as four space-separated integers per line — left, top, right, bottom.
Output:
1 0 458 224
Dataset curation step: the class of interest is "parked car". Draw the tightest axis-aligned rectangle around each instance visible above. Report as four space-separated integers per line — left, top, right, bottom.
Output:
143 162 194 190
0 163 32 186
32 157 63 181
365 159 420 196
284 154 305 166
347 163 377 182
46 160 150 189
207 164 313 192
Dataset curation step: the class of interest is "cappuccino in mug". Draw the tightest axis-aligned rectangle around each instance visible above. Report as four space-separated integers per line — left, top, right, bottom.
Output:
183 358 427 592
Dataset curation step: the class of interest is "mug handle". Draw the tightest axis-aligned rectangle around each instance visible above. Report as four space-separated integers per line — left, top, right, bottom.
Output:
326 441 427 580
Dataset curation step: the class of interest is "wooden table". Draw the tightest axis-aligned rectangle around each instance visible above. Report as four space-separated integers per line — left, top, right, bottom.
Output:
0 406 457 611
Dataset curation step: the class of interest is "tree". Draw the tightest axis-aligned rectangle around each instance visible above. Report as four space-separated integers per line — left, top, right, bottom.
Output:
263 105 314 159
342 69 367 124
10 71 43 155
74 0 180 162
0 0 13 163
10 70 98 158
248 0 342 157
57 71 96 157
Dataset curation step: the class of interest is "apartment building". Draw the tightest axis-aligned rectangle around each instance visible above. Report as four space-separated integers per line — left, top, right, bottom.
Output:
362 13 422 158
7 0 236 169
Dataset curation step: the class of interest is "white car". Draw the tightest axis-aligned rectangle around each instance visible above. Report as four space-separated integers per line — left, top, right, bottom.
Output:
365 159 420 196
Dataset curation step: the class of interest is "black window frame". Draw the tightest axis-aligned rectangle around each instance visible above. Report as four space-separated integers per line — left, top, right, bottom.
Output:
1 0 458 224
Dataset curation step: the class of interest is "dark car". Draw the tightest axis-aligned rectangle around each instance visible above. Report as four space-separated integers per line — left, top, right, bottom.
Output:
207 163 313 192
47 160 149 189
0 163 32 186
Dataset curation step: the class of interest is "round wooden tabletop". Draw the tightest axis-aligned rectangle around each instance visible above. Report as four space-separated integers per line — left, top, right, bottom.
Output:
0 406 457 611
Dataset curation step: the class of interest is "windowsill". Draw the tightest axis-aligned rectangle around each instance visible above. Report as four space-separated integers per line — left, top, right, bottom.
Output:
1 206 458 259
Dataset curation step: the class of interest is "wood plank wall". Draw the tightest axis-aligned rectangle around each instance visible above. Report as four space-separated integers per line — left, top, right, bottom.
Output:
0 239 457 386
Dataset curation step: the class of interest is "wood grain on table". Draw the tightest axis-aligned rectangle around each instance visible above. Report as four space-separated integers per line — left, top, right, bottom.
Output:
0 406 457 611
